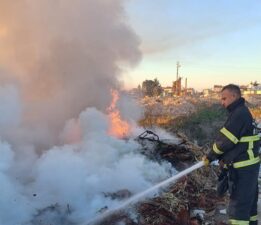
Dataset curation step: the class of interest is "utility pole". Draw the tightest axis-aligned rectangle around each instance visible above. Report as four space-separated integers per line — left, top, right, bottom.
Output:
176 61 181 81
175 62 181 96
185 77 187 95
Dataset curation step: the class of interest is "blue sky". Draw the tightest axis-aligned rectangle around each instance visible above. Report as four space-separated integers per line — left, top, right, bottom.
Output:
124 0 261 90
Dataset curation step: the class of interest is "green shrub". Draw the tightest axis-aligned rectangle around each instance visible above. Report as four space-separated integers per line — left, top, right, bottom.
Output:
171 104 226 146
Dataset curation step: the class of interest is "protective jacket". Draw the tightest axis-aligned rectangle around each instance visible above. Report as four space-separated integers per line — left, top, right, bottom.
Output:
207 97 260 225
207 97 260 168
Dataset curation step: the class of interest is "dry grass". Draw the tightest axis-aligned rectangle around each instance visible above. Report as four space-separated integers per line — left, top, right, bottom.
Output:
139 115 173 127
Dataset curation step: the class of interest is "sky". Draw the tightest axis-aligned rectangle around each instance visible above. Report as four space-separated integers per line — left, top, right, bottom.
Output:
124 0 261 90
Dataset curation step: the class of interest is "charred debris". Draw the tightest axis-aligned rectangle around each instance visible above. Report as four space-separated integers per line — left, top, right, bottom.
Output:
93 130 229 225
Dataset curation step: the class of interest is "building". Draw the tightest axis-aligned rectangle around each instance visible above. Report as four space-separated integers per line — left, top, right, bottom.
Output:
203 89 213 97
184 88 195 96
213 85 223 93
162 86 173 97
242 82 261 96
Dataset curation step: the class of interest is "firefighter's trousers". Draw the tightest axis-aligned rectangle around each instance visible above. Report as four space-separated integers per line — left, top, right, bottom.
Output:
228 162 260 225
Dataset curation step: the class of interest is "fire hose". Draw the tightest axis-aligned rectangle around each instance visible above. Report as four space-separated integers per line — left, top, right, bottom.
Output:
83 161 205 225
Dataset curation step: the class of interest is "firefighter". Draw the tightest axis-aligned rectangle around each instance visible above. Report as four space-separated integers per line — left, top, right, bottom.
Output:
203 84 260 225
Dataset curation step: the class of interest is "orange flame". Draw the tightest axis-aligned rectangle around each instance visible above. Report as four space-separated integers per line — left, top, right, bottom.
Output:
107 89 130 138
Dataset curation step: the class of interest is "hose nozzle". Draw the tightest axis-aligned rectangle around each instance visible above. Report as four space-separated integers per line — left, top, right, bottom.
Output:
202 156 209 166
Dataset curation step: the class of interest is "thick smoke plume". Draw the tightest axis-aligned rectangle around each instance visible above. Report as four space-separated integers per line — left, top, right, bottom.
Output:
0 1 179 225
0 0 141 149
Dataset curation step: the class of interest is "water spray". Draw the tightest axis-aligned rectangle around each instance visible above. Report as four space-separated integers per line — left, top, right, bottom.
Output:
83 161 205 225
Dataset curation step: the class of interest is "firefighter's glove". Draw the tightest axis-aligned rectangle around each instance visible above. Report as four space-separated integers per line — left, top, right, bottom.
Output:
202 155 210 166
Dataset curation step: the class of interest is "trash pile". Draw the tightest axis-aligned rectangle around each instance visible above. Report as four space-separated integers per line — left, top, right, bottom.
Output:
94 130 229 225
136 130 197 171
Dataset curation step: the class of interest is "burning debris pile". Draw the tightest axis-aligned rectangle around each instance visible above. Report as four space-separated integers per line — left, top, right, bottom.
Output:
91 130 229 225
0 87 229 225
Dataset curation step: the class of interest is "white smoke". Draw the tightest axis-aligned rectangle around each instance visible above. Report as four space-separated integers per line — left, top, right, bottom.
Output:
0 1 179 225
0 106 175 225
0 140 34 225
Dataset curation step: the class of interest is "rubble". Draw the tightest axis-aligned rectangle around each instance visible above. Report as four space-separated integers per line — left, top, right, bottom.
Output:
136 130 197 171
93 130 229 225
